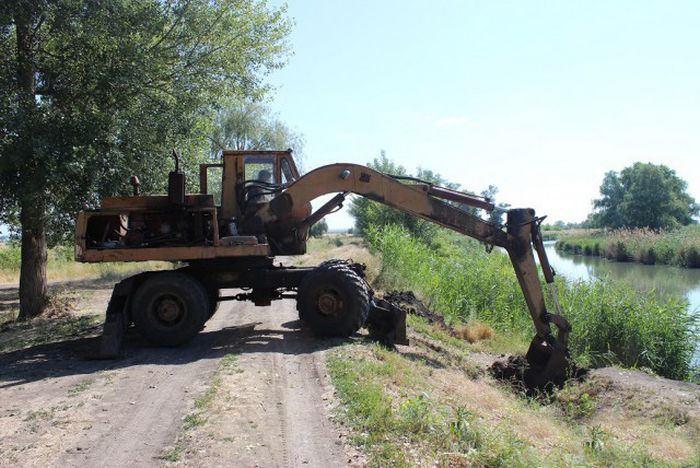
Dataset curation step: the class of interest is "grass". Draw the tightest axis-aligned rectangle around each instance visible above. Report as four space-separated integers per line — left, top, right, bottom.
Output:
67 379 94 397
327 344 540 467
555 226 700 268
0 288 103 354
162 352 241 463
327 343 698 467
0 242 170 284
367 224 698 381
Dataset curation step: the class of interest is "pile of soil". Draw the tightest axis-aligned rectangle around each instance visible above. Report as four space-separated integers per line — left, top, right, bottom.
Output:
382 291 455 336
489 354 588 394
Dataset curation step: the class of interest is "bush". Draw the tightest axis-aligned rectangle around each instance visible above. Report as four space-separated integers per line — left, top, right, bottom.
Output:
0 243 21 270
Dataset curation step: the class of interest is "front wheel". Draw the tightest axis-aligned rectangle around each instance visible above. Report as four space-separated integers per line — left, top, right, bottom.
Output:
297 261 370 337
131 272 209 347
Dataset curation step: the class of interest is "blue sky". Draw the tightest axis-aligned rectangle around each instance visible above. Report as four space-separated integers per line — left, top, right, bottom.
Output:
268 0 700 229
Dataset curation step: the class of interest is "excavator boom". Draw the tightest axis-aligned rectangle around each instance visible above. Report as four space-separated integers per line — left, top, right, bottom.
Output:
252 163 572 384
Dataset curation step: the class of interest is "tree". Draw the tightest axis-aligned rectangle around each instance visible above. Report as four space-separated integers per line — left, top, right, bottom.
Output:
591 163 698 229
309 219 328 238
349 151 472 242
0 0 291 319
480 185 510 225
209 99 304 160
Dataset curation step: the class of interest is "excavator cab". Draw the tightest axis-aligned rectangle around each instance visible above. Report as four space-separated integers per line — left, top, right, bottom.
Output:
198 150 300 220
197 150 311 251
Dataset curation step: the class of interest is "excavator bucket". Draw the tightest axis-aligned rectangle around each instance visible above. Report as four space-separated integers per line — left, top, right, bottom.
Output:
365 298 409 346
523 335 570 389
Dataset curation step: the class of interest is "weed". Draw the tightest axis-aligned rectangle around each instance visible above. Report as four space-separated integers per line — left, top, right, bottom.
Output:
68 379 94 397
162 445 184 462
562 392 596 420
584 425 607 453
398 393 433 434
183 413 206 430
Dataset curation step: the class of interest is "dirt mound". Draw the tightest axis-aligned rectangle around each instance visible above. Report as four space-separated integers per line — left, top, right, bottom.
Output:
489 354 588 394
382 291 454 333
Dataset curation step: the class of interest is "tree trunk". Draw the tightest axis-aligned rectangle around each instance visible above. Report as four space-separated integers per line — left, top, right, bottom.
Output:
18 201 48 320
15 7 49 320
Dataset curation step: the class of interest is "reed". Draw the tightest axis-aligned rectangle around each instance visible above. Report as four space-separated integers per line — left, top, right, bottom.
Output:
556 226 700 268
367 225 698 381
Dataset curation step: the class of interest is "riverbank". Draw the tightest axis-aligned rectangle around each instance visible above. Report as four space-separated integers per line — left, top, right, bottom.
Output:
366 226 698 382
307 236 700 466
555 226 700 268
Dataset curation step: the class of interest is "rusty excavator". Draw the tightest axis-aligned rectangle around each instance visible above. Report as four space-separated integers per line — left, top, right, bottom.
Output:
75 149 571 386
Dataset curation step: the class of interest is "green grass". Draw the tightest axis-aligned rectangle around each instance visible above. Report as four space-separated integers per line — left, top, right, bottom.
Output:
327 344 540 467
555 226 700 268
327 344 682 467
367 224 698 381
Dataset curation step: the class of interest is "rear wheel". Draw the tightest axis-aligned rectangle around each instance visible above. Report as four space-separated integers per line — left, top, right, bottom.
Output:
297 261 369 337
204 285 220 320
131 272 209 346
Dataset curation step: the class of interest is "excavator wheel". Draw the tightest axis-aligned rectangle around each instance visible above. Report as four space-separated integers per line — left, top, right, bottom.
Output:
204 285 221 320
131 272 209 347
297 261 370 337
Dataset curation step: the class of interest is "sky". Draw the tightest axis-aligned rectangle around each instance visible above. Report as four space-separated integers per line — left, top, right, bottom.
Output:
267 0 700 230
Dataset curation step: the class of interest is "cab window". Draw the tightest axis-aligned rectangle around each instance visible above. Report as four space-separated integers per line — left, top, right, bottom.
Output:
281 158 296 184
244 156 277 183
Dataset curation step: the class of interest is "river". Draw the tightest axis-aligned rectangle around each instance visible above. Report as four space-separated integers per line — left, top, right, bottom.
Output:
543 241 700 365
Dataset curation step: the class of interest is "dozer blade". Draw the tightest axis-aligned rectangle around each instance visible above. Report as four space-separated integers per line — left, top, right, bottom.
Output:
365 298 409 346
523 335 571 389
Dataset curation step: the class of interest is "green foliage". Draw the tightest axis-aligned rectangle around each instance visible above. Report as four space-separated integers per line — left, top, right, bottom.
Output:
558 388 596 420
591 163 698 229
349 151 471 243
0 243 21 270
309 219 328 238
367 224 698 380
0 243 73 270
209 97 305 164
556 226 700 268
0 0 292 244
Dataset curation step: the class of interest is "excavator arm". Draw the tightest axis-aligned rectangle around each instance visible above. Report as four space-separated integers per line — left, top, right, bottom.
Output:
254 163 572 385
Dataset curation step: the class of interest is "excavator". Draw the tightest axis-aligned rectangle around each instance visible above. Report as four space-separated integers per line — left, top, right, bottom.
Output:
75 149 571 386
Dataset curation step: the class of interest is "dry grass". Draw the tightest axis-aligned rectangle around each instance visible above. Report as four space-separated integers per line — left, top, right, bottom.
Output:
0 261 170 284
454 321 495 343
292 235 381 282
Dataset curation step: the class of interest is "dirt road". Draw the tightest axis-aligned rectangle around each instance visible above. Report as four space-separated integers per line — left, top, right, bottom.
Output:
0 293 352 467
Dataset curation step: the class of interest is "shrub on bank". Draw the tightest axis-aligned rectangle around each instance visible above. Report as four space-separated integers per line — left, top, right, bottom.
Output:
556 226 700 268
367 225 698 381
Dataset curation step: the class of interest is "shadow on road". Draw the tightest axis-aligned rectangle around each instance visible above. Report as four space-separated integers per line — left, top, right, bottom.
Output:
0 320 351 389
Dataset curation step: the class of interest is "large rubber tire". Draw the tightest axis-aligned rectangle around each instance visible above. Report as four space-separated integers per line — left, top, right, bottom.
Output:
297 261 370 337
131 272 209 347
204 285 220 320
